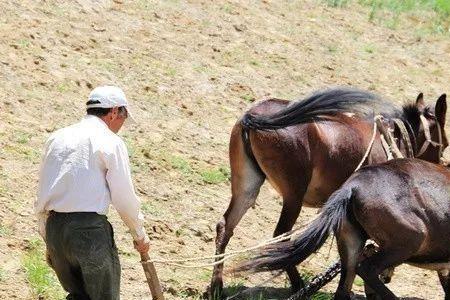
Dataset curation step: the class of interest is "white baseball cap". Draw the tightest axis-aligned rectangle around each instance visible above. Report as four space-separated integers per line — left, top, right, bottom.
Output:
87 85 135 122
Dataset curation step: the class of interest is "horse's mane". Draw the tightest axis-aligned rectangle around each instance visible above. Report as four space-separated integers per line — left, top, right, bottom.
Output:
402 103 421 133
241 87 403 130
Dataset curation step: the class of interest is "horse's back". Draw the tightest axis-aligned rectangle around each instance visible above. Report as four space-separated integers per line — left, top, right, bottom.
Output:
350 159 450 261
239 99 390 207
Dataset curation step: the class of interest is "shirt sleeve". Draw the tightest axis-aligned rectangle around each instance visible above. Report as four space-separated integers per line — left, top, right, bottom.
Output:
105 139 148 241
35 137 52 240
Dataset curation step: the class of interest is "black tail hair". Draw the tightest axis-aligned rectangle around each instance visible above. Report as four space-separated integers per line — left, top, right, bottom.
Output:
234 186 354 273
241 87 400 131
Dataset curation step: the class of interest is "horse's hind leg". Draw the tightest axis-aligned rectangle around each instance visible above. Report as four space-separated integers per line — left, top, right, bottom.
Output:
356 249 414 300
333 219 365 300
210 170 264 298
273 190 307 291
209 126 265 298
363 245 395 300
438 271 450 300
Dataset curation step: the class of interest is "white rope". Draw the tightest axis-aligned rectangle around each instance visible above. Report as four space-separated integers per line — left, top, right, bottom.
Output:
149 231 298 268
147 115 395 269
354 115 382 172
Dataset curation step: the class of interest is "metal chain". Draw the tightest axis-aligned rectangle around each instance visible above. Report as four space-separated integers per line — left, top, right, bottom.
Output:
284 261 341 300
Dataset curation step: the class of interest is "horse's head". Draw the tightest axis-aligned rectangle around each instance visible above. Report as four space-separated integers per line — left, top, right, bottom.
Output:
413 93 448 163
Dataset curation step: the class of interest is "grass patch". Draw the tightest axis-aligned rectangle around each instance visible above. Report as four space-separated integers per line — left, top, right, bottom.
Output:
312 291 334 300
0 223 12 237
240 94 255 103
200 166 230 184
14 131 32 144
122 135 145 174
326 0 349 7
193 64 210 74
221 3 235 14
327 45 339 53
300 269 334 299
4 144 40 162
164 67 177 77
22 238 65 299
17 39 31 48
362 0 450 31
363 44 376 54
223 280 246 298
168 155 193 175
141 201 162 217
0 267 5 282
325 0 450 33
56 82 71 93
354 275 365 287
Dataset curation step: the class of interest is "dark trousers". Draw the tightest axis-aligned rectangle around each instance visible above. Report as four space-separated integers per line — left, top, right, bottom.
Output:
46 212 121 300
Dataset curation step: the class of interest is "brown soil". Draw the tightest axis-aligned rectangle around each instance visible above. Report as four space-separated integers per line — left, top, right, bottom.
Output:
0 1 448 299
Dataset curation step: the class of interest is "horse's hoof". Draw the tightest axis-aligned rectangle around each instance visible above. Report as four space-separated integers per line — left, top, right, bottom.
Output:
207 282 223 300
365 293 382 300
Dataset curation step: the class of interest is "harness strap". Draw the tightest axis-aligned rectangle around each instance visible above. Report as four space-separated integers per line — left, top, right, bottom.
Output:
393 118 414 158
375 117 404 159
354 115 404 172
416 115 443 158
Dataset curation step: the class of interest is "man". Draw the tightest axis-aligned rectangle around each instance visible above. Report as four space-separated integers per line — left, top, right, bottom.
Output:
35 85 150 300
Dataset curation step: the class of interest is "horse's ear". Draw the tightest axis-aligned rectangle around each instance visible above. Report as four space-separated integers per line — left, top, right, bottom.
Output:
416 92 425 108
435 94 447 128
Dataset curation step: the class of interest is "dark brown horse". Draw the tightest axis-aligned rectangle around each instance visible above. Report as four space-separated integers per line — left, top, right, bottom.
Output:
235 158 450 300
210 88 447 297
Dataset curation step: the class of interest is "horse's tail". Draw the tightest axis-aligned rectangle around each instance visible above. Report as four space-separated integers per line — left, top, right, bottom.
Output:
239 122 264 175
240 87 391 131
234 186 354 273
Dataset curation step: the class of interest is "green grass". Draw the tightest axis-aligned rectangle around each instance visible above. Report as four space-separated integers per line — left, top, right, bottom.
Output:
354 276 365 287
301 269 316 282
22 238 65 299
0 223 12 237
300 269 334 299
17 38 31 48
15 131 32 144
193 64 210 74
164 67 177 77
325 0 450 33
312 291 334 300
168 155 193 175
326 0 349 7
327 45 338 53
200 166 230 184
241 94 255 103
363 44 376 54
221 3 235 14
56 82 71 93
223 280 246 298
141 201 162 217
0 267 5 282
4 144 40 162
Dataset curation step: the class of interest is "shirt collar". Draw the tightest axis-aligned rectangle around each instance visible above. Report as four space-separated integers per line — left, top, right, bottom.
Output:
82 115 109 130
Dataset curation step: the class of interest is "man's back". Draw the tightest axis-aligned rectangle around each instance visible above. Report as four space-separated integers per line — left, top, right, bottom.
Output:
37 115 122 214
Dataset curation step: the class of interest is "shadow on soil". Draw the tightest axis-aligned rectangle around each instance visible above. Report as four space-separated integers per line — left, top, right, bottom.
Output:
353 294 424 300
220 287 426 300
221 285 292 299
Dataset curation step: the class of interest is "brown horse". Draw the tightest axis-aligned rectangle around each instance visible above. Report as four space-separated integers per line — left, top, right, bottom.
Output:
235 158 450 300
210 88 447 297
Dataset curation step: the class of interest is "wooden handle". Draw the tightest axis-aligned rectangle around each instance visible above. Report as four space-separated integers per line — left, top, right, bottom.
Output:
140 252 165 300
141 252 151 262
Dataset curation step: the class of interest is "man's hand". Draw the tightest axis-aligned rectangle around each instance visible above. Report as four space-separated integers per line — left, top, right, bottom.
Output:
133 237 150 254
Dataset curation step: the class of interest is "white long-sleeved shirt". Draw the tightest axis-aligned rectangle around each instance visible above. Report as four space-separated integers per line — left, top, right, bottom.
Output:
35 115 147 241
